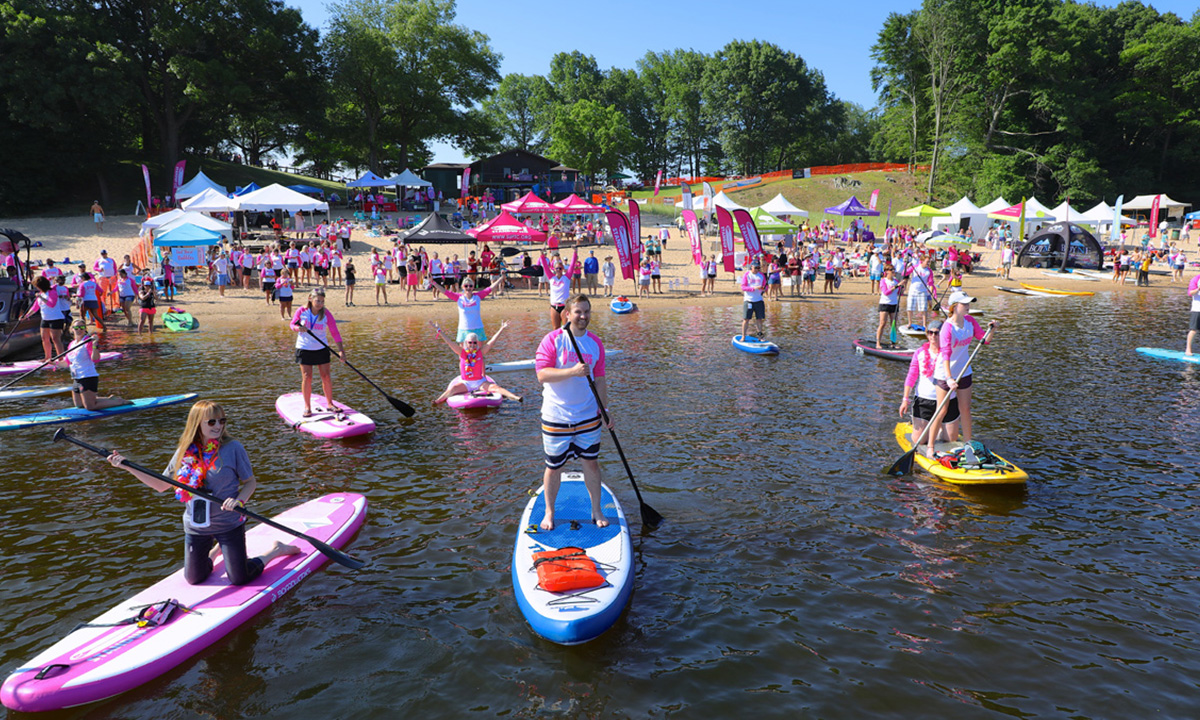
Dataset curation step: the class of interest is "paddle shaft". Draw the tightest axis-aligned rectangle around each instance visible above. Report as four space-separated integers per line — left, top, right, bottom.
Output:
562 324 662 529
52 429 365 570
302 326 415 417
0 335 78 391
907 323 995 453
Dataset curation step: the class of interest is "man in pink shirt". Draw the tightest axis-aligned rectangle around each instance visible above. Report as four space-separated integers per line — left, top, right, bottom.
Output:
534 294 611 531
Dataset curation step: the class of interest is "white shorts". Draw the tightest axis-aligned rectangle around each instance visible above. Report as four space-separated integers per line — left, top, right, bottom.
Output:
907 292 929 312
463 377 487 393
603 276 614 286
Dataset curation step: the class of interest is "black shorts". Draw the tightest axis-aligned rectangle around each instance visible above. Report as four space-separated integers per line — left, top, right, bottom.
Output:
346 277 356 286
82 300 99 310
278 294 293 303
824 272 835 280
73 376 99 393
40 318 65 329
315 266 328 277
302 262 312 270
914 395 960 423
1191 311 1200 332
262 280 276 291
295 347 331 366
744 299 765 320
936 374 974 391
398 267 408 277
651 274 660 279
550 303 566 313
879 303 898 314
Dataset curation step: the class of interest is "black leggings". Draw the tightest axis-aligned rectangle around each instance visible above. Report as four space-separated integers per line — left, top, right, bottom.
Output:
184 525 264 586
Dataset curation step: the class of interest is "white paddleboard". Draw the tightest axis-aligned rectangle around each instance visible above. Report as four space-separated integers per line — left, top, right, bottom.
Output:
487 349 622 373
275 393 375 439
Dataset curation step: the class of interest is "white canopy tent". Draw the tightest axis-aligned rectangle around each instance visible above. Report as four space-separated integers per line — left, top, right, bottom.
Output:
156 211 233 240
140 209 186 235
978 197 1011 214
385 169 432 187
345 171 392 188
174 171 227 200
1121 194 1191 213
1050 201 1086 222
233 184 330 212
676 190 745 212
1077 201 1137 230
181 187 236 213
758 193 809 218
932 196 988 237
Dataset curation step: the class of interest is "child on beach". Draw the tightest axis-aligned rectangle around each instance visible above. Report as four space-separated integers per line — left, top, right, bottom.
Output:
344 260 356 306
137 278 157 333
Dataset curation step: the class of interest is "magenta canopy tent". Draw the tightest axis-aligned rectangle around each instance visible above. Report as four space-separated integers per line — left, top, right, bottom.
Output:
501 192 556 214
824 196 880 216
552 194 604 213
466 210 548 243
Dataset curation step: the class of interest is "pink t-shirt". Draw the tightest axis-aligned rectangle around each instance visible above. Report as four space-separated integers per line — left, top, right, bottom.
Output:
459 349 485 382
535 328 606 424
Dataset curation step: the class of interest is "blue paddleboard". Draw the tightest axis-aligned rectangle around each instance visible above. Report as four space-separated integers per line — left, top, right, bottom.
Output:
610 297 637 314
0 393 199 431
512 473 633 645
1136 347 1200 365
732 335 780 355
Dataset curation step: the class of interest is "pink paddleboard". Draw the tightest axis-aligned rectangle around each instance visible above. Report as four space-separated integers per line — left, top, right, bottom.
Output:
444 375 503 410
275 393 375 439
1 493 367 713
0 352 122 376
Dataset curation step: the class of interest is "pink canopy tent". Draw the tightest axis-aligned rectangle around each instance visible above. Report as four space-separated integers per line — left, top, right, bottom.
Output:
553 194 604 213
466 210 547 243
501 192 556 214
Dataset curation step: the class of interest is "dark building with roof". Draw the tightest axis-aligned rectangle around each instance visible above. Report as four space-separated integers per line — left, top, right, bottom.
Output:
422 150 585 204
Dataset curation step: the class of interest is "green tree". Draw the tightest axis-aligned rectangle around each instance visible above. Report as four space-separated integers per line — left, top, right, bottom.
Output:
547 51 605 107
871 11 928 168
547 99 632 188
324 0 500 172
482 73 554 154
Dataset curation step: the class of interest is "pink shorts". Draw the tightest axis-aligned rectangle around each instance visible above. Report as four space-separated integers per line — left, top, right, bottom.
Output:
140 308 157 315
407 275 419 287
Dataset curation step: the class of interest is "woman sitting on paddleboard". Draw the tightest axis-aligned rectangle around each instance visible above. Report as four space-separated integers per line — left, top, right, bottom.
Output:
899 320 959 444
440 273 504 341
290 288 345 418
66 319 127 410
925 291 996 460
106 400 299 586
429 320 522 404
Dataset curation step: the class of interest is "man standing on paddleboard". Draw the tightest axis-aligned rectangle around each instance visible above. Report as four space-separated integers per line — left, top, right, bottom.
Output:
535 294 611 531
1187 272 1200 355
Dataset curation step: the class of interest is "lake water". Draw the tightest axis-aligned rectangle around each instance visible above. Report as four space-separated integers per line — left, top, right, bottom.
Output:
2 289 1199 719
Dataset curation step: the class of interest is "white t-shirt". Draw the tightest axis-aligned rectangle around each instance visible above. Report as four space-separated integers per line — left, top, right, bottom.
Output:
535 328 606 424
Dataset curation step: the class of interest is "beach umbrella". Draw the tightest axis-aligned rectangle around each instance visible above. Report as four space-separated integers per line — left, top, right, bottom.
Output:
923 234 973 249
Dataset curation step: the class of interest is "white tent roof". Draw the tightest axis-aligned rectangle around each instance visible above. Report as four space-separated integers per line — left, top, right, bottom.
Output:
233 184 330 212
675 195 712 210
938 196 982 216
140 209 185 235
1078 201 1137 226
1121 193 1190 211
174 170 227 200
346 171 392 188
758 193 809 218
978 197 1010 213
156 211 233 240
1050 201 1085 221
1023 197 1057 218
385 169 432 187
181 187 235 212
714 190 746 212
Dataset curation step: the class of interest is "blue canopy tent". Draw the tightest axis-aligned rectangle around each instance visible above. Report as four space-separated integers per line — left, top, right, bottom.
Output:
346 171 392 188
233 182 261 196
288 184 325 195
153 224 223 247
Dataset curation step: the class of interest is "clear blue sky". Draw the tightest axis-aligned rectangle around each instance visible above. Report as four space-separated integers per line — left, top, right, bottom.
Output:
288 0 1197 165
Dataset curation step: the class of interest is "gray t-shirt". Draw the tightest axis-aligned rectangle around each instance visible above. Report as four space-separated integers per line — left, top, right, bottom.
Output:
165 440 253 535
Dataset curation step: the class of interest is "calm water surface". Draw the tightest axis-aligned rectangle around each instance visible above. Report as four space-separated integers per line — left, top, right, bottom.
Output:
2 289 1200 719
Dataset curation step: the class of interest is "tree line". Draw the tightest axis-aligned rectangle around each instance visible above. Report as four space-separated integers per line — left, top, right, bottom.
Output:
1 0 1194 216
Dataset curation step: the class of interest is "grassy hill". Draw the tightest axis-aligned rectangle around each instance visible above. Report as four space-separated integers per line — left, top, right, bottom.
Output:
630 171 932 231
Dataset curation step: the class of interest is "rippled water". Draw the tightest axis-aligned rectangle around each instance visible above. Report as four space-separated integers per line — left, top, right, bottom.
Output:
3 288 1200 719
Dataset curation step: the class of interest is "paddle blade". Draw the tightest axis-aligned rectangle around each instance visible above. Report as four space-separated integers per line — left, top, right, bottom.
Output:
310 538 366 570
387 395 416 417
640 503 664 530
885 448 917 477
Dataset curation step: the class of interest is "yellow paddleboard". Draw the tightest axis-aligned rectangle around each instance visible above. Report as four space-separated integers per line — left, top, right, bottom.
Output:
1018 283 1094 296
894 423 1028 485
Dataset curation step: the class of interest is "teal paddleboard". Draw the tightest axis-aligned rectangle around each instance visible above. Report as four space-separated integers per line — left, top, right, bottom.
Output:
163 312 198 332
1136 347 1200 365
0 393 198 431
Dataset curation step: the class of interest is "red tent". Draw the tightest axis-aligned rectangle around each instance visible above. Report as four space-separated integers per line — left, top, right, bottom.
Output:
501 192 556 214
552 194 604 213
466 210 547 243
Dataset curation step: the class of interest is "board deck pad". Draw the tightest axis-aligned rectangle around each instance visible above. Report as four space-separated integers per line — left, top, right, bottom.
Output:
275 393 375 439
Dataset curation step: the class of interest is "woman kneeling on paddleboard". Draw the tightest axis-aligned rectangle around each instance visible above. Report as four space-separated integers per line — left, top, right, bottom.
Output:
66 320 128 411
290 288 346 418
106 400 299 585
926 292 996 459
899 320 959 443
430 320 522 404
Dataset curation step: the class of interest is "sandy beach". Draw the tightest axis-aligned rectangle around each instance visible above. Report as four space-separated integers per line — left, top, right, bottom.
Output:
0 210 1183 332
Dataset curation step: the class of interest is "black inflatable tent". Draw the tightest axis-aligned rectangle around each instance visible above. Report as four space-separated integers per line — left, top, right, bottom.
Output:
1017 222 1105 270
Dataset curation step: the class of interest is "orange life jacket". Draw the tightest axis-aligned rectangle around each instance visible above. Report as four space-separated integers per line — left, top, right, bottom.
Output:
533 547 605 592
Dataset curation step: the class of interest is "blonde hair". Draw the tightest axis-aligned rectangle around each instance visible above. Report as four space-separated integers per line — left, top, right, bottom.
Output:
170 400 231 470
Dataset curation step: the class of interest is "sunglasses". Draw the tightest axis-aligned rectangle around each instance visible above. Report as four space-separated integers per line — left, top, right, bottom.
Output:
206 418 227 427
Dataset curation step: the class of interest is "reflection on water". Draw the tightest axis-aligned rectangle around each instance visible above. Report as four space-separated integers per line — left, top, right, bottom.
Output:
3 289 1200 718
